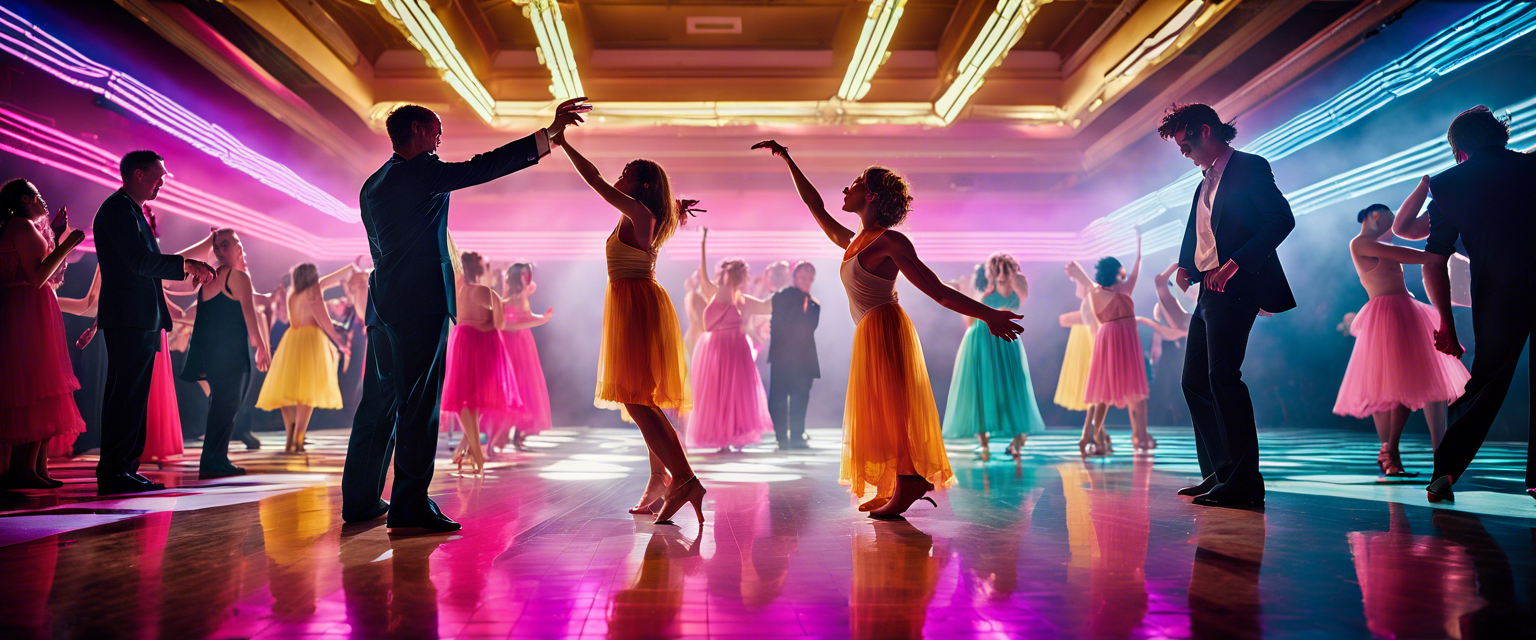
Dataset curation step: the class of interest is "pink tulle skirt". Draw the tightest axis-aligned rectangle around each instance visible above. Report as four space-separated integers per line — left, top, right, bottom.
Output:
0 283 84 445
440 324 522 419
143 330 183 461
1083 317 1149 409
685 330 772 449
484 327 551 437
1334 293 1469 417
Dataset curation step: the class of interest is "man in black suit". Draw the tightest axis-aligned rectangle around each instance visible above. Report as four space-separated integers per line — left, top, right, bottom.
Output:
767 261 821 450
352 99 588 533
92 151 215 495
1160 104 1296 509
1420 106 1536 503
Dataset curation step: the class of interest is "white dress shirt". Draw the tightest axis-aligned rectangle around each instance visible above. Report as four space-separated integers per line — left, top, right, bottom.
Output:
1194 146 1235 272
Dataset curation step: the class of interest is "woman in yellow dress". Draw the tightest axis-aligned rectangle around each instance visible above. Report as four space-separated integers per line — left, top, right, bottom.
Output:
555 129 705 526
1057 261 1107 455
256 262 354 453
753 140 1024 519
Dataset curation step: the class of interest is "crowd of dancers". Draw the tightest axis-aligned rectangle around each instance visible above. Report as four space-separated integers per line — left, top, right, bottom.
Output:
0 98 1531 532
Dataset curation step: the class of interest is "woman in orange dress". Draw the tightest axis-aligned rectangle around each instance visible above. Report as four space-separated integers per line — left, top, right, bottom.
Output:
556 130 705 526
753 140 1023 519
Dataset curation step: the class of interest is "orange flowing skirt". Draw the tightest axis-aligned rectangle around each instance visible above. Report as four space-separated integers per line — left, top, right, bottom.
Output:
840 303 955 501
595 278 691 413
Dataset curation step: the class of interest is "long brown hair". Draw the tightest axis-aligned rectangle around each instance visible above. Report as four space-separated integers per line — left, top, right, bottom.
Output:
291 263 320 294
506 262 534 297
623 159 678 250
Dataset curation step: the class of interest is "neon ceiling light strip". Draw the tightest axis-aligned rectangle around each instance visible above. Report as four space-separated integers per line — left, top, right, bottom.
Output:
837 0 907 101
518 0 584 100
378 0 496 121
934 0 1045 124
0 106 362 258
0 5 360 223
1082 0 1536 249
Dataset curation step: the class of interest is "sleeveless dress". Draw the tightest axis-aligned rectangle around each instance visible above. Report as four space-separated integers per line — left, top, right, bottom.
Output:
594 228 690 412
838 230 954 501
255 291 343 410
1334 293 1470 417
686 296 773 449
142 329 183 460
0 224 85 445
440 288 522 419
484 305 551 436
1054 299 1095 411
1083 289 1148 408
942 290 1047 439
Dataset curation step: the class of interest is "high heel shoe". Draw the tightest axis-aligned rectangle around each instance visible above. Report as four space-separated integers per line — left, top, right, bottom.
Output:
451 446 467 474
976 447 991 463
1376 445 1418 478
1133 434 1157 452
869 476 936 521
858 497 890 512
654 476 706 526
1095 430 1114 456
1077 435 1096 457
629 473 670 515
1426 475 1455 503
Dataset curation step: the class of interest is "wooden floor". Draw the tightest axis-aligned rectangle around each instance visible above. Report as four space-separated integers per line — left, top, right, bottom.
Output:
0 426 1533 639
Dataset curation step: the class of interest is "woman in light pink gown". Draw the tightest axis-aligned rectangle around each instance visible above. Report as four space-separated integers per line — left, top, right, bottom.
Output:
487 262 553 453
1336 190 1469 476
0 179 86 488
686 229 773 452
1083 228 1150 454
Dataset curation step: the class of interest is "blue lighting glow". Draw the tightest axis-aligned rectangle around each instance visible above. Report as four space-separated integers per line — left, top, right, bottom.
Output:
1081 1 1536 255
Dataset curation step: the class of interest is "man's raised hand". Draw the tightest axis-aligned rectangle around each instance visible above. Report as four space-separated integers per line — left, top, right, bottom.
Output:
751 140 789 157
550 98 592 137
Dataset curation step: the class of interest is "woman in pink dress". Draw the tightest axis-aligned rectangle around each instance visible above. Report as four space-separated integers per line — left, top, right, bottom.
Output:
440 251 521 474
1336 192 1469 476
487 262 553 454
686 228 773 452
1083 228 1151 454
0 179 86 488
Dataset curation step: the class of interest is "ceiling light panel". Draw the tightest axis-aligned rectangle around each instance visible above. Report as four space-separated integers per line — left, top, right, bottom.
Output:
377 0 497 121
934 0 1047 124
518 0 584 101
837 0 906 102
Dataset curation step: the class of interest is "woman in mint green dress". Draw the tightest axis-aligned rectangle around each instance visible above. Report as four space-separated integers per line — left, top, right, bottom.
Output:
943 253 1047 460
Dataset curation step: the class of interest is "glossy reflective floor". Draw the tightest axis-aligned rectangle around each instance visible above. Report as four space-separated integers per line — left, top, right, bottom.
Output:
1 426 1533 639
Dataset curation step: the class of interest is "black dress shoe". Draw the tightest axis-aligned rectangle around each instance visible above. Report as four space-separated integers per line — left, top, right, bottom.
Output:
1525 488 1535 502
387 512 461 536
1192 490 1265 509
240 434 262 450
344 499 391 524
1426 475 1455 503
98 474 166 496
199 466 247 480
1177 474 1219 497
127 473 167 491
789 438 811 450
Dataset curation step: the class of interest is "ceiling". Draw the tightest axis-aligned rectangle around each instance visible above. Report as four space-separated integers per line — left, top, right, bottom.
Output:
108 0 1401 186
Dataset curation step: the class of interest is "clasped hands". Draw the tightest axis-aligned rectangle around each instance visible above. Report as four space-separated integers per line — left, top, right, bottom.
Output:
1176 259 1239 293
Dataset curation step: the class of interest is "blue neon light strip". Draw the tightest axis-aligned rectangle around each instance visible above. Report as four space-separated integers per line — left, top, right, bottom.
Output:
0 5 360 222
1082 1 1536 251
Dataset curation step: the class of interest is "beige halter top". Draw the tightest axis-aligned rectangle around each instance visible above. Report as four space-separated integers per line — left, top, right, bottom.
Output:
840 229 898 324
606 227 657 281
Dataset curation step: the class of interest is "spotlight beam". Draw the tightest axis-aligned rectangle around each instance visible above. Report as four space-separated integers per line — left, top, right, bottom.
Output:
376 0 497 122
516 0 584 101
933 0 1048 124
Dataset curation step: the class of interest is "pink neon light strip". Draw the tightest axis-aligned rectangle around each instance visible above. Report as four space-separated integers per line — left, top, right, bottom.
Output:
0 5 360 222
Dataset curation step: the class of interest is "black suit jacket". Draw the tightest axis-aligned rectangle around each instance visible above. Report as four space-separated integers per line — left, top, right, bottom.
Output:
360 134 547 324
768 286 820 379
1178 150 1297 313
1424 147 1536 300
92 189 185 331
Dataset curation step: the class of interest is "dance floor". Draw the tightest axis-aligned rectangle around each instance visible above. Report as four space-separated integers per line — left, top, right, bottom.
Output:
1 426 1532 639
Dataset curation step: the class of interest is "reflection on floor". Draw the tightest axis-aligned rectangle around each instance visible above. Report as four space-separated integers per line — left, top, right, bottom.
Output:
0 426 1532 639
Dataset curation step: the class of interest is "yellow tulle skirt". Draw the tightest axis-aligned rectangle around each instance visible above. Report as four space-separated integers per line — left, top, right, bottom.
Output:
1054 324 1094 411
595 278 691 413
840 303 955 501
255 325 342 410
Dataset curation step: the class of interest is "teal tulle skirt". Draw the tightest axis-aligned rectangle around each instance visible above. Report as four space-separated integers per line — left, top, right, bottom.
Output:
942 320 1047 438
